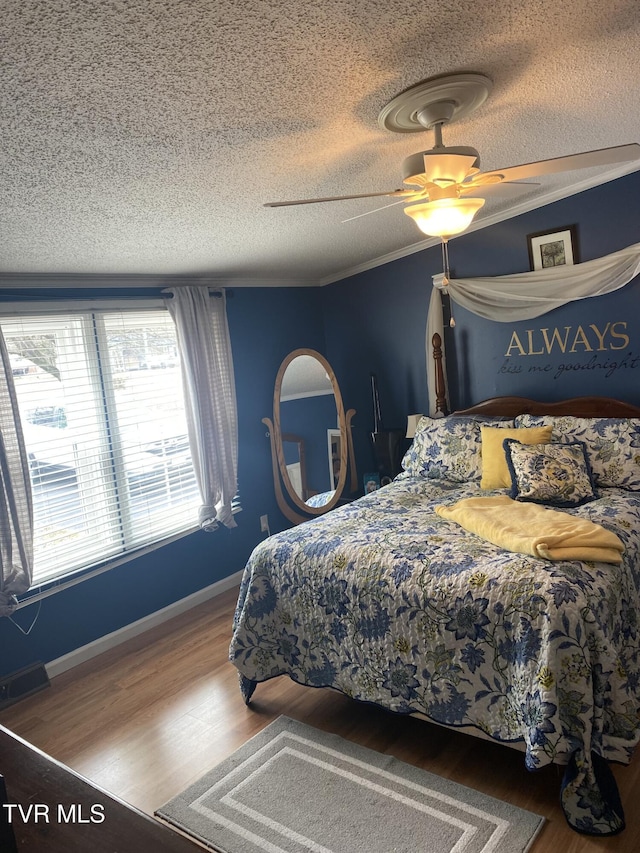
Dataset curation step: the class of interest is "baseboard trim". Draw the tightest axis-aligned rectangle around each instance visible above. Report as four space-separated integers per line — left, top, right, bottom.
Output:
45 571 243 679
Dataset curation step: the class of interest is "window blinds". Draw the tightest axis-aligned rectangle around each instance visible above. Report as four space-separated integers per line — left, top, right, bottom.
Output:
2 309 200 586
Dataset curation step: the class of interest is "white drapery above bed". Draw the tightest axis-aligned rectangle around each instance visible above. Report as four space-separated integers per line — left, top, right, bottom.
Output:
427 242 640 415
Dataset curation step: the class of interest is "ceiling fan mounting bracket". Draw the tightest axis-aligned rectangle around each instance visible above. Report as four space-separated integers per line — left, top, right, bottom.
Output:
416 100 456 130
378 73 493 134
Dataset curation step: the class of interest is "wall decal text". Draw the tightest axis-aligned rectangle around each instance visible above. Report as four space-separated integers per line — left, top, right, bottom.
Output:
498 320 639 382
504 322 629 357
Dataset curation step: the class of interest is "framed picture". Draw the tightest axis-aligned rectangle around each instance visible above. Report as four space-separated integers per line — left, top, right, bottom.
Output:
363 472 380 494
527 225 578 271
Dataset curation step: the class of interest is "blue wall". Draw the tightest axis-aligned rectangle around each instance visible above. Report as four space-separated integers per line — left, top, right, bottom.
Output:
320 249 445 475
436 174 640 408
321 171 640 447
2 169 639 678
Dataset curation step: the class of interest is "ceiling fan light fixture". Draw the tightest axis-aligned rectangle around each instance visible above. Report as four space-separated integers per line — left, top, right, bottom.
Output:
404 196 485 239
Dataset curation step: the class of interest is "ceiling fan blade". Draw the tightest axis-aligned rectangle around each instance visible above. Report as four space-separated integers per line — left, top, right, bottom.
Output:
479 143 640 184
342 198 412 223
459 181 540 199
264 189 409 208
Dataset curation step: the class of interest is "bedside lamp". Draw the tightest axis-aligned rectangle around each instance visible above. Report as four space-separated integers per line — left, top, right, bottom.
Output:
406 414 424 439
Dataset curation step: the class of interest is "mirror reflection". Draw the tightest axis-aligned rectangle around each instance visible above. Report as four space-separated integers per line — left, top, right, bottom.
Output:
263 349 356 525
282 433 307 500
280 355 338 502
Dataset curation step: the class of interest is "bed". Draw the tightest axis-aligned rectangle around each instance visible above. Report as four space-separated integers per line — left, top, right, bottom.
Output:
230 393 640 836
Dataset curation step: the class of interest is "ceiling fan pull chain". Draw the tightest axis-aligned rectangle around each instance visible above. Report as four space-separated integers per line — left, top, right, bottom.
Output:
441 238 450 283
440 239 456 328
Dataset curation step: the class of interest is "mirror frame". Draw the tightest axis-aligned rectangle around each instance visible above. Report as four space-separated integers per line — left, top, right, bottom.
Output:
263 348 355 525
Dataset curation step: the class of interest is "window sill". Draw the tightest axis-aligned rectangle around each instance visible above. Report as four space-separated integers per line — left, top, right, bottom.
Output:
16 508 240 610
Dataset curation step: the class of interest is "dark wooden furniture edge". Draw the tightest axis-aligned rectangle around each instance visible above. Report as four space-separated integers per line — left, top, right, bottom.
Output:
454 395 640 418
0 724 200 852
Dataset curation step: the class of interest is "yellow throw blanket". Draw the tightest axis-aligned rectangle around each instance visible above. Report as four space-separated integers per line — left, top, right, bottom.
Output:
435 495 624 564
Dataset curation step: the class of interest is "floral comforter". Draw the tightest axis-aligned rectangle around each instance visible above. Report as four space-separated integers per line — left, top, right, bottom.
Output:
229 475 640 835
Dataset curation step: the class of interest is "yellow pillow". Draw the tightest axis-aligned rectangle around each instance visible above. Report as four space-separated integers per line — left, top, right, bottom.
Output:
480 425 553 489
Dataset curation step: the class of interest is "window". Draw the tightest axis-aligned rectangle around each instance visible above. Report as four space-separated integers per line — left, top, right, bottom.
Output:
2 308 200 586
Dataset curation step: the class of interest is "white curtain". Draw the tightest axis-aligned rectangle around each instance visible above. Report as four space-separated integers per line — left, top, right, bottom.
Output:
426 242 640 413
0 329 34 616
443 241 640 322
165 287 238 530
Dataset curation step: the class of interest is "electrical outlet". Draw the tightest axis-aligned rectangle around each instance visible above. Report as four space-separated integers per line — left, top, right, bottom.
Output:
260 514 269 532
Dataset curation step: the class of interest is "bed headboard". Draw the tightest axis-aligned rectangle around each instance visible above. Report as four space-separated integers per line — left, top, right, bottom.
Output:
454 396 640 418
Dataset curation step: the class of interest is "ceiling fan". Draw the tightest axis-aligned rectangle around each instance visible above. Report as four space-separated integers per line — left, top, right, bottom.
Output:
265 73 640 240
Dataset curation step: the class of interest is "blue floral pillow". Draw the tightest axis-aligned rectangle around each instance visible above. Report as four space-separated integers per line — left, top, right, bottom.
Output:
515 414 640 490
503 439 598 507
401 416 514 483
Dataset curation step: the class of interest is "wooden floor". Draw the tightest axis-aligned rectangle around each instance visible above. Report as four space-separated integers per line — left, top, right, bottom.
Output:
2 585 639 852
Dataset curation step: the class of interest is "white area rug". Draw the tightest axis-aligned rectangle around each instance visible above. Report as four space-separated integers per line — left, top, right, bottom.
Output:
157 716 544 853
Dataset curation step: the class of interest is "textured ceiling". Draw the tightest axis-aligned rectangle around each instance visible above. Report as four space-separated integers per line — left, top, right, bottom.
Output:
2 0 640 285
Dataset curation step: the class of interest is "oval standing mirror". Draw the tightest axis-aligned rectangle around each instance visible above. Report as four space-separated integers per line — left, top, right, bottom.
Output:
263 349 356 525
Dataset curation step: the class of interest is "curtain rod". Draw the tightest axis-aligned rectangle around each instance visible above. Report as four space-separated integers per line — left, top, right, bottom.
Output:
0 290 234 313
162 289 233 298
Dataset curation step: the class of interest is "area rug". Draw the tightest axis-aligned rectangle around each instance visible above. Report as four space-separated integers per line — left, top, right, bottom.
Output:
156 716 544 853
